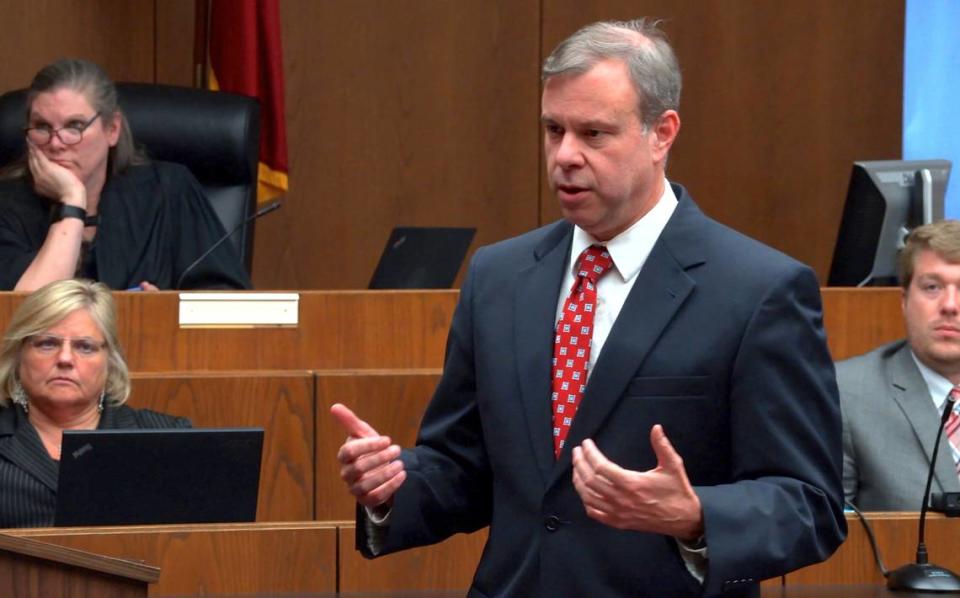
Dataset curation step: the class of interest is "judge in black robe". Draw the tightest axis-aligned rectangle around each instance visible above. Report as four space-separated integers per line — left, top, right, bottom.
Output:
0 161 251 290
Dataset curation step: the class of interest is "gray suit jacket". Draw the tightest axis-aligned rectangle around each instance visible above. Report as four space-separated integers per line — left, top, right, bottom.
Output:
837 340 960 510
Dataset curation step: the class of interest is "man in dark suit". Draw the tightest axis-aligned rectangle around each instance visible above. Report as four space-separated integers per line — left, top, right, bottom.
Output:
839 220 960 510
333 18 845 596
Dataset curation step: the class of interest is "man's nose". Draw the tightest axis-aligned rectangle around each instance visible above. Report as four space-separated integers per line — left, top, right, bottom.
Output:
553 133 585 168
941 286 959 313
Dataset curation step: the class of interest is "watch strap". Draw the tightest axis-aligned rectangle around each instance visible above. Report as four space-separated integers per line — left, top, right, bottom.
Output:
50 204 87 224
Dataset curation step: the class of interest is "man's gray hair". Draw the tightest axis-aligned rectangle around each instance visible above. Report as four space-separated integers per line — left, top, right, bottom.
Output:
542 18 682 130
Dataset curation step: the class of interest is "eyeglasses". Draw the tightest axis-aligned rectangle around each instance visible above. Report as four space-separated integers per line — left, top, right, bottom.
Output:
24 112 101 146
25 334 107 357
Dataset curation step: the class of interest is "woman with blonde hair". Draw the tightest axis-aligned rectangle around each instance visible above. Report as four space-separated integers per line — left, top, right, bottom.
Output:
0 279 189 527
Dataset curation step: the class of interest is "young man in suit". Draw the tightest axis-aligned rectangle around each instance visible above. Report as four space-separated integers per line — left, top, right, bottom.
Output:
333 18 845 596
839 220 960 511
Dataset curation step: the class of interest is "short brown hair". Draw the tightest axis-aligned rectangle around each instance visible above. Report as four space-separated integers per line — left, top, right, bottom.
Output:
898 220 960 289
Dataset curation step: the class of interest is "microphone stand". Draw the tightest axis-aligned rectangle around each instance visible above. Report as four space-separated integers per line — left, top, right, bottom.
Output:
886 393 960 592
175 200 282 289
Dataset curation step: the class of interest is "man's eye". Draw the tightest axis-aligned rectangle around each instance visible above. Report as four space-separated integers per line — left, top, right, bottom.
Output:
586 129 603 138
545 125 563 136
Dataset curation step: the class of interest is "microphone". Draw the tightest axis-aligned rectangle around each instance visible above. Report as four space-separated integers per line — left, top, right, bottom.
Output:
175 200 282 289
885 392 960 592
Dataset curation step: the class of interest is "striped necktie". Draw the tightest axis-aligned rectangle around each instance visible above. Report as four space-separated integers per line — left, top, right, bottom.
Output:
946 387 960 477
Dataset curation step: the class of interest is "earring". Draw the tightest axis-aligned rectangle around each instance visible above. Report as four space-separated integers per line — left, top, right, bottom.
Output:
97 390 106 413
11 380 28 414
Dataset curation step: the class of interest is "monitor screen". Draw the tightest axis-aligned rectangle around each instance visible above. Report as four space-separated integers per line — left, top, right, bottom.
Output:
828 159 951 286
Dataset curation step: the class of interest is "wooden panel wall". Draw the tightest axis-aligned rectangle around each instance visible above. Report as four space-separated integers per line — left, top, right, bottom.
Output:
0 1 905 288
314 371 441 520
0 0 156 93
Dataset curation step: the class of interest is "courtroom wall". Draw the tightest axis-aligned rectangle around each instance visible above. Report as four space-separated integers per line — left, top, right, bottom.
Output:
0 0 903 289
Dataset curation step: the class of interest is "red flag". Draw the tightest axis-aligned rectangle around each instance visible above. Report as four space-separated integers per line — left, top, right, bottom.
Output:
208 0 288 203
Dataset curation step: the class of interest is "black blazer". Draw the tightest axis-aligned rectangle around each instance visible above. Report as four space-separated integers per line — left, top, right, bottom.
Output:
0 403 191 528
360 185 846 597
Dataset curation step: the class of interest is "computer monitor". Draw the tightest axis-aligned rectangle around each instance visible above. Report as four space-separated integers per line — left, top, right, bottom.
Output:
828 159 951 286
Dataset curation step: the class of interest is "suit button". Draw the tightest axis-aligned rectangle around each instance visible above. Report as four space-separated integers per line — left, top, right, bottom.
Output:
544 515 560 531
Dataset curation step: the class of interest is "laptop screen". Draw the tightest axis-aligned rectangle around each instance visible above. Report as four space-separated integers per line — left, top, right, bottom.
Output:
55 428 263 527
369 226 476 289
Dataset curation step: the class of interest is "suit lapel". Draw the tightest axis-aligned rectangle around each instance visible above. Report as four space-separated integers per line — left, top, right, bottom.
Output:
549 191 705 486
887 345 960 493
515 223 574 483
0 407 58 492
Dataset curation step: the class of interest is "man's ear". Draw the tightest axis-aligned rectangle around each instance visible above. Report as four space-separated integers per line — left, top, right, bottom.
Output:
649 110 680 162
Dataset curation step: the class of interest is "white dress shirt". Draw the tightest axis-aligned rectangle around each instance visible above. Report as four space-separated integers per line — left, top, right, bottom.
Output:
556 180 678 377
910 350 960 467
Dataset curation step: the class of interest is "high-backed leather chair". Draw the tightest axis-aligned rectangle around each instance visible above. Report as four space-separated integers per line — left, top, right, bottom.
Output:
0 83 260 271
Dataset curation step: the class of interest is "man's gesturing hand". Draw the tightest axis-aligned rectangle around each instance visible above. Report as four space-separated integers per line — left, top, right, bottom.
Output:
572 425 704 541
331 403 407 509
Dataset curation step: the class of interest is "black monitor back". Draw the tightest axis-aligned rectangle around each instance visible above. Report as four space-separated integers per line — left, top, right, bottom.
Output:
369 226 476 289
55 428 263 526
828 159 951 286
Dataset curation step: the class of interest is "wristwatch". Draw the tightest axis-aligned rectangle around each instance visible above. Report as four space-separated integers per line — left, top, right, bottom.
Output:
49 203 88 224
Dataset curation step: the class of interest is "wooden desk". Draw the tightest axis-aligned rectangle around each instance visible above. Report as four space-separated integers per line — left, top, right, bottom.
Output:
337 523 485 592
0 287 901 370
4 522 338 596
787 512 960 585
0 291 458 371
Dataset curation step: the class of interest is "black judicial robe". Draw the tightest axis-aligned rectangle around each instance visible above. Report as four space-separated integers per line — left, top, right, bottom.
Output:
0 161 251 290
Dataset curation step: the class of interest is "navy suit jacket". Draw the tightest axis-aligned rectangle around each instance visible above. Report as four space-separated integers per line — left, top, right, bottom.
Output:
360 185 846 597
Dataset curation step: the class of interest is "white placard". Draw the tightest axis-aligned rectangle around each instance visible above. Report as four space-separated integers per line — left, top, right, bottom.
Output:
178 293 299 328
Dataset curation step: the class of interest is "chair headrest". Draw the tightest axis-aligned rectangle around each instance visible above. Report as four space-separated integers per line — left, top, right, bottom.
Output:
0 83 261 187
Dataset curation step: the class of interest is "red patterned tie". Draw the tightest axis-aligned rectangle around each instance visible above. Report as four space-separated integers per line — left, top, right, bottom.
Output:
946 388 960 477
552 245 614 457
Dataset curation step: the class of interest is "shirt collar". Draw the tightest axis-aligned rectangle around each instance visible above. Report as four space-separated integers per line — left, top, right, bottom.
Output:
570 179 678 282
910 349 955 410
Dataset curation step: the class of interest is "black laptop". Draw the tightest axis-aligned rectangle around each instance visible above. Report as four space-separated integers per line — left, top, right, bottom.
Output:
369 226 476 289
55 428 263 526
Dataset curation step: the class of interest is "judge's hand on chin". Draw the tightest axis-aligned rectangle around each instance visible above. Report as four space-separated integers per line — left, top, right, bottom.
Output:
27 142 86 208
571 425 705 542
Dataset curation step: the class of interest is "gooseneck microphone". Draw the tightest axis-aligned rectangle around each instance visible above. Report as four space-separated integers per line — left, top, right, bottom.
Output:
885 392 960 592
175 200 282 289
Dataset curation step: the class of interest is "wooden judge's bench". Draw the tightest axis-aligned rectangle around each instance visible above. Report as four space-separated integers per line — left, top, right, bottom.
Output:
0 288 949 596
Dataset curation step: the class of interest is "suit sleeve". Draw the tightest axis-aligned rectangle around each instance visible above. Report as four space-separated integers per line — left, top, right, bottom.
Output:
695 265 846 594
836 363 861 506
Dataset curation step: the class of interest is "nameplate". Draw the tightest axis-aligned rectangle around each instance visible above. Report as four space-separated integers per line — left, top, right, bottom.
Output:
178 293 299 328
